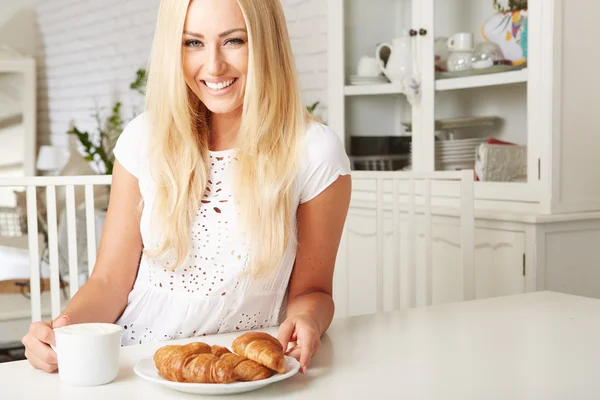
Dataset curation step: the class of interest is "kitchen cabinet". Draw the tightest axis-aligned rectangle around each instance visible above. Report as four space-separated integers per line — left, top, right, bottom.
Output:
328 0 600 214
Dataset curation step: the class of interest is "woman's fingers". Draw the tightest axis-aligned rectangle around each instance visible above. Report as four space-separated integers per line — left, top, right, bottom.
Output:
286 344 302 361
277 319 296 352
24 348 58 373
22 320 59 372
288 331 321 373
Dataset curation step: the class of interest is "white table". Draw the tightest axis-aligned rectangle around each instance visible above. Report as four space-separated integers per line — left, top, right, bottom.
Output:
2 291 600 399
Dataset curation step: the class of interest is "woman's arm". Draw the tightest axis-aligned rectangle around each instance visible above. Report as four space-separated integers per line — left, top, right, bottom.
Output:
278 174 351 371
59 160 144 324
22 161 144 372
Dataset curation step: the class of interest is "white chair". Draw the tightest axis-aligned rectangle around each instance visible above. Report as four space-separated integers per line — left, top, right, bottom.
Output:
333 170 475 318
0 175 112 323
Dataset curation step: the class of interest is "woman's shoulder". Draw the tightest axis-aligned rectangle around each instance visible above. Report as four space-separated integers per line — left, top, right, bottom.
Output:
113 112 150 178
297 120 352 203
122 112 150 140
302 120 345 154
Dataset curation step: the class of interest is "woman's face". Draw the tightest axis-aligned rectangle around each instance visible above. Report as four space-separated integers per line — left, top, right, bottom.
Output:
182 0 249 116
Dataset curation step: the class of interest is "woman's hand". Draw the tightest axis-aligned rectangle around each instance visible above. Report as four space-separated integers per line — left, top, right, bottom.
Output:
277 314 321 374
21 315 69 373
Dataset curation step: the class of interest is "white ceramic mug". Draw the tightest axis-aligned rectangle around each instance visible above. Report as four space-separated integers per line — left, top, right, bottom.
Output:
357 56 381 77
447 33 473 52
54 323 122 387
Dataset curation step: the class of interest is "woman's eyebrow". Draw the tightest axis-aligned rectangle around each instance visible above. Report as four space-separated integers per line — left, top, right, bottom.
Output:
183 28 247 39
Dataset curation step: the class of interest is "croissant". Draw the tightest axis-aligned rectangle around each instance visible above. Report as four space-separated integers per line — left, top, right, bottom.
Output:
154 342 211 368
231 332 285 374
211 345 274 381
154 342 235 383
211 345 231 358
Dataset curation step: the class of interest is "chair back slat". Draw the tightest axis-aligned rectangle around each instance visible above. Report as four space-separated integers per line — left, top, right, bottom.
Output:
375 178 384 313
0 175 112 323
26 186 41 322
391 179 400 311
424 179 433 306
460 170 475 301
84 185 97 278
65 185 79 298
45 185 61 319
334 170 475 318
407 178 417 308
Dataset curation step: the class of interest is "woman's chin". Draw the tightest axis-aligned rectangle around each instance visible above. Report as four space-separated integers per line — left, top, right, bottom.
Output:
202 100 243 116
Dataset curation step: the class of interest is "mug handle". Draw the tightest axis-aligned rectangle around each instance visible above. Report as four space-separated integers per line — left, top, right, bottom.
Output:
447 37 455 51
375 42 392 80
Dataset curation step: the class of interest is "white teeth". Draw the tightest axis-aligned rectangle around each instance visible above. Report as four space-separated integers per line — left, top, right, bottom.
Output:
205 79 235 90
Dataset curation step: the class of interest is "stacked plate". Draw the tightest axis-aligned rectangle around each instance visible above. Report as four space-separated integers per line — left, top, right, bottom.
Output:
408 138 487 171
435 138 486 171
348 75 389 85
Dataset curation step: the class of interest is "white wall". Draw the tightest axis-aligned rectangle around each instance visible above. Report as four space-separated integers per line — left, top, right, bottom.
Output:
32 0 328 148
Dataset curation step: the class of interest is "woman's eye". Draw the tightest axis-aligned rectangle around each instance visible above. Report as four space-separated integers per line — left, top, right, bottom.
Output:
184 40 203 48
225 38 245 46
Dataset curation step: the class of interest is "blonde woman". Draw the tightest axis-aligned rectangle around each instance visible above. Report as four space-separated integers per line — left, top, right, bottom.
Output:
22 0 351 375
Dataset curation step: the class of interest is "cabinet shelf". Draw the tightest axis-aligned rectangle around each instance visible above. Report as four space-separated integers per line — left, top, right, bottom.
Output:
343 69 528 96
435 69 528 91
344 83 403 96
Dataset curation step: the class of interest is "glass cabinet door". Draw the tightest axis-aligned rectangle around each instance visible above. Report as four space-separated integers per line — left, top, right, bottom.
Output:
340 0 417 171
415 0 530 185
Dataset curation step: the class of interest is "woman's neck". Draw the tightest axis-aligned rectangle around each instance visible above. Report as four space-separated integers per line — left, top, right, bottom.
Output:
209 109 242 151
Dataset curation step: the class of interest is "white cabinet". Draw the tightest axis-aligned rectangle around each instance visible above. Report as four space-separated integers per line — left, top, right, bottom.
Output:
427 221 528 303
334 193 600 317
474 227 526 298
334 205 528 317
328 0 600 214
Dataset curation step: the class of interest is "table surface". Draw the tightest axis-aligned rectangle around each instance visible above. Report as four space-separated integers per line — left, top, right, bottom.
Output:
2 291 600 399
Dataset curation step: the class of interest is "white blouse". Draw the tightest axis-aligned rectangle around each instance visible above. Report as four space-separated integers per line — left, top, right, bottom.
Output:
112 113 351 346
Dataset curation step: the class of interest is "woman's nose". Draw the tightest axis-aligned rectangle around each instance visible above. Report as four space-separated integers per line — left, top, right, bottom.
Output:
206 47 226 76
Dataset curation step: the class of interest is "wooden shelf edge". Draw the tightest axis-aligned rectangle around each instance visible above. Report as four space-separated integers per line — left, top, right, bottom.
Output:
344 83 404 96
343 69 528 95
435 69 528 91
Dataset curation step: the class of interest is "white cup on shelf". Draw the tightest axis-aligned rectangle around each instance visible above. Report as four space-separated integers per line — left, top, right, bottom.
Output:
357 56 382 77
54 323 122 387
447 32 473 52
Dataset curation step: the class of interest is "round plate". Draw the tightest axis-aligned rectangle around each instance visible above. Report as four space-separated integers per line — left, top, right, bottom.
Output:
134 355 301 395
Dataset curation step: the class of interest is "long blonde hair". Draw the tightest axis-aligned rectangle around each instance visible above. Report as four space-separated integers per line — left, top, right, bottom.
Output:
144 0 309 276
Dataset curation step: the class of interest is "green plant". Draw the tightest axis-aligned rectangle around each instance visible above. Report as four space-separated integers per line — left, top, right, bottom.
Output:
130 68 147 96
306 101 320 114
494 0 527 12
68 69 146 175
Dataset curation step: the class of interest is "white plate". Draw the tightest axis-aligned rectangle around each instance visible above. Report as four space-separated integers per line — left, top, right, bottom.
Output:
436 142 484 148
134 355 301 395
436 145 481 151
435 148 476 155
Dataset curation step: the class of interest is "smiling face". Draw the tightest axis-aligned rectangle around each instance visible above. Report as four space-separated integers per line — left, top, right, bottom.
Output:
182 0 249 116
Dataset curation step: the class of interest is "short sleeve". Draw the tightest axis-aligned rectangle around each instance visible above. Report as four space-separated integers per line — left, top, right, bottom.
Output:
112 113 148 178
298 122 352 204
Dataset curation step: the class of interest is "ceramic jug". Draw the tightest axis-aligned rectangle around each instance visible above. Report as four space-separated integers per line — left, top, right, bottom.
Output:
375 32 413 83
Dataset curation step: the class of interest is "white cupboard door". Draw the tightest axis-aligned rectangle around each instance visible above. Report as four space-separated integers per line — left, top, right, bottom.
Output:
475 228 526 299
334 210 379 318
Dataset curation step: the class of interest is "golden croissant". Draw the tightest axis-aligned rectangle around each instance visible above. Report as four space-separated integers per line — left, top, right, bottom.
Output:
153 342 235 384
211 345 273 381
231 332 285 374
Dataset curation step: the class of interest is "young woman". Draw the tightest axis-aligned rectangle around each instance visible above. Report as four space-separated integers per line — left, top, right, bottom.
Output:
22 0 351 375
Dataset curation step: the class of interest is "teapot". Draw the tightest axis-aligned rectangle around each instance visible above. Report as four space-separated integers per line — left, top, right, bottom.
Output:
375 32 413 83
